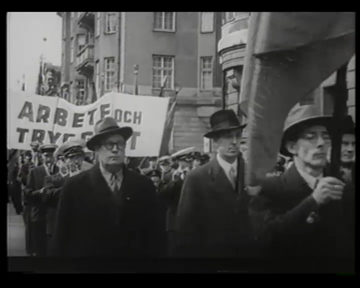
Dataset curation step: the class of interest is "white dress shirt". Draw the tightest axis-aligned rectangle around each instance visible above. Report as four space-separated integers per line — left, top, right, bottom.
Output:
216 154 238 189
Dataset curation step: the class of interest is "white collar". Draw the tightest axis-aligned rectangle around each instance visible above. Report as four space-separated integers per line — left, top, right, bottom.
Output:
294 159 323 190
216 153 237 175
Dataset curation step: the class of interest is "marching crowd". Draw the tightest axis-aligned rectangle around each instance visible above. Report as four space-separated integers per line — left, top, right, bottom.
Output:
7 102 355 271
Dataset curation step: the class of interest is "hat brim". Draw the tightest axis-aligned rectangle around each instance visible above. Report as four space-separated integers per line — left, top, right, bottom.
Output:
86 127 133 151
204 124 247 139
280 116 332 157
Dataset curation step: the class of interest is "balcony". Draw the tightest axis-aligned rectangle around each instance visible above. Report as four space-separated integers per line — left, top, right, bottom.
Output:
78 12 95 30
218 15 250 71
75 44 94 76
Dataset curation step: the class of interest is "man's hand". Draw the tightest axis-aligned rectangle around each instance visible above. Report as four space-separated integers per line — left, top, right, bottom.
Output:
312 177 345 206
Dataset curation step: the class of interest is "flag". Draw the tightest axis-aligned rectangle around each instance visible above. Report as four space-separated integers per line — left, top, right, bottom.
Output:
159 75 168 97
21 74 25 91
159 96 177 156
240 12 355 186
133 64 139 95
36 58 44 95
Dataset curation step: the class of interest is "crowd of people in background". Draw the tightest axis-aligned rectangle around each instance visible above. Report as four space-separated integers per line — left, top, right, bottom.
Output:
6 109 355 271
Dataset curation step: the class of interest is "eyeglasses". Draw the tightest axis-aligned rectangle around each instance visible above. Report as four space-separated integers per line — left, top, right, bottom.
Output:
102 142 125 151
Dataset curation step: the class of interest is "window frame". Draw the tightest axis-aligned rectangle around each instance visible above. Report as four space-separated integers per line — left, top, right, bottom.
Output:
153 12 176 32
104 12 118 34
77 79 86 100
200 12 214 33
95 12 101 37
70 37 74 64
95 60 100 98
200 56 213 90
152 55 175 90
104 57 115 92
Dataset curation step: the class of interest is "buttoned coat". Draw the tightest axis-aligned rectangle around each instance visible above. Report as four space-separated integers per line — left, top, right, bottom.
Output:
51 163 164 257
174 155 256 258
249 164 354 270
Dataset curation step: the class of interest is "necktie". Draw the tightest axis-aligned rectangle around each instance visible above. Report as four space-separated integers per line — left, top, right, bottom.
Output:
229 166 236 189
110 173 119 193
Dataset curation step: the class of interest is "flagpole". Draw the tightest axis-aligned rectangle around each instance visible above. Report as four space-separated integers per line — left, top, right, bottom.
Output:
329 63 348 178
133 64 139 95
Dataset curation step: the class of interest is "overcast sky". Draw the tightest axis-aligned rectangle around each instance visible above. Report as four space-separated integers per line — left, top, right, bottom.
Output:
7 12 62 94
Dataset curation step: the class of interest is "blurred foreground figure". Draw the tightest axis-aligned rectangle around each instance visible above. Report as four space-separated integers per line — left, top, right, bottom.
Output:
249 104 354 272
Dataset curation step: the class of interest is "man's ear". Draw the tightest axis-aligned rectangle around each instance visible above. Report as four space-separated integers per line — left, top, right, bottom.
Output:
286 141 297 156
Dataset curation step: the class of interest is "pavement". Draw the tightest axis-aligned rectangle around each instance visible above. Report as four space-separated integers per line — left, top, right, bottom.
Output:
7 202 27 256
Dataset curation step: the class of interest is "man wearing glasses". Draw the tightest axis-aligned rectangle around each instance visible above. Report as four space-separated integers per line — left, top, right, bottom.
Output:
52 117 164 258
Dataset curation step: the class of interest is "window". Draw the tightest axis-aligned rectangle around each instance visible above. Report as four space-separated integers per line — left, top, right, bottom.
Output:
152 55 175 89
77 79 86 100
95 60 100 98
70 38 74 63
96 12 101 37
77 34 86 52
153 12 175 32
200 57 213 90
104 57 115 91
201 12 214 33
105 12 117 34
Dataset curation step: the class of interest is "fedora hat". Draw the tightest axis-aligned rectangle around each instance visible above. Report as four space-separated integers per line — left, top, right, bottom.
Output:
341 115 355 135
280 103 332 157
86 117 133 151
204 109 246 138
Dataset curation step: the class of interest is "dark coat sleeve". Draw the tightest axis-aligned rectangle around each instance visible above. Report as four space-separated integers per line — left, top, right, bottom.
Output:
173 172 204 257
141 177 166 257
50 177 76 257
249 177 319 243
41 174 66 207
24 168 43 206
157 178 183 207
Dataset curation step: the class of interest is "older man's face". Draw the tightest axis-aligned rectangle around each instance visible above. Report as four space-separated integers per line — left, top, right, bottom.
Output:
214 129 242 163
96 134 126 171
287 125 331 169
341 133 355 163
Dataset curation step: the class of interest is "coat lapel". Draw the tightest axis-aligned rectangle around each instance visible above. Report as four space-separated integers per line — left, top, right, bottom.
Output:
208 158 234 192
89 163 115 198
283 164 313 200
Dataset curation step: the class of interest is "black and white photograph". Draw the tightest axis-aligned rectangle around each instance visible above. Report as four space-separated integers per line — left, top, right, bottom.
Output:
7 12 355 273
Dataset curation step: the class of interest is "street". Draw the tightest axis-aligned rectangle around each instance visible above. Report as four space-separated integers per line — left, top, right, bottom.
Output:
7 202 27 256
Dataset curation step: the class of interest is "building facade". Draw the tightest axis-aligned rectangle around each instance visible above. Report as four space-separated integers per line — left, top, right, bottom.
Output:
58 12 223 153
217 12 356 122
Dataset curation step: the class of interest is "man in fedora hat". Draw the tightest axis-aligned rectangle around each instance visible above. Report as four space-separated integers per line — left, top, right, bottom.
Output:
249 103 354 272
24 143 58 256
174 109 255 258
52 117 164 257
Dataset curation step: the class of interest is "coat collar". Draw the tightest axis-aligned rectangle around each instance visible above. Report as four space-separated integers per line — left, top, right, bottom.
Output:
207 155 245 194
88 163 132 199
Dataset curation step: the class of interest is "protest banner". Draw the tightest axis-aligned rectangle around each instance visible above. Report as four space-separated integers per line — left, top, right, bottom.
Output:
7 91 169 157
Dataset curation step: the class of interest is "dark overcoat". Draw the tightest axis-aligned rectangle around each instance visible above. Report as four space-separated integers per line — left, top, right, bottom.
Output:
249 164 355 271
25 164 58 256
174 156 256 258
51 163 164 257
